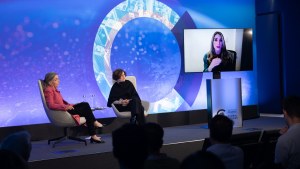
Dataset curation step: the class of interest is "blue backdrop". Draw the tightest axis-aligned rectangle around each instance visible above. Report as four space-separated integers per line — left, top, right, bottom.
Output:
0 0 256 127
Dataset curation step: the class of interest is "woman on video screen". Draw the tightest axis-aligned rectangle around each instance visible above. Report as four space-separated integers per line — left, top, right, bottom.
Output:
203 31 236 72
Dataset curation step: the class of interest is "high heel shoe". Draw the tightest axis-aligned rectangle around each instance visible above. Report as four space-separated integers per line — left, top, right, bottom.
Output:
90 137 105 144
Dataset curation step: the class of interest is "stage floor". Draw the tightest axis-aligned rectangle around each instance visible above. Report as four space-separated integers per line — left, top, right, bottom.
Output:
29 116 285 163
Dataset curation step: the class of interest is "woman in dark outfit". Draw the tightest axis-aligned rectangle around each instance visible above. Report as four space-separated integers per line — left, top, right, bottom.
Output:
107 69 145 125
203 31 235 72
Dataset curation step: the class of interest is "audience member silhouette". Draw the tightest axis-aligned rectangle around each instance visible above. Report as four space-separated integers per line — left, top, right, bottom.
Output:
0 130 32 162
180 150 225 169
0 149 29 169
206 115 244 169
112 123 148 169
0 130 31 169
275 96 300 169
144 122 180 169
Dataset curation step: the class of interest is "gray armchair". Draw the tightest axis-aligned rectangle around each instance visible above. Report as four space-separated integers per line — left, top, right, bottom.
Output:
111 76 150 119
38 80 87 147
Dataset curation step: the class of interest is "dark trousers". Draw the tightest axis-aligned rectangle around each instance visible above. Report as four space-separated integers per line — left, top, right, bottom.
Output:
68 102 96 135
115 96 145 125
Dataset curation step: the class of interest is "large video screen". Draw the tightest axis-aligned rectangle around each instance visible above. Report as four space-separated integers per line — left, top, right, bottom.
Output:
184 28 253 72
0 0 256 127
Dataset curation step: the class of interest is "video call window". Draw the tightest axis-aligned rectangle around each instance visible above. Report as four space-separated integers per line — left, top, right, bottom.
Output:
184 28 253 73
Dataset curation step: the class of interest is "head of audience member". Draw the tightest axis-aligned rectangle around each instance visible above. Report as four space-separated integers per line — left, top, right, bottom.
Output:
180 150 225 169
0 149 29 169
0 131 32 161
144 122 164 154
209 114 233 144
282 96 300 126
112 69 126 82
112 123 148 169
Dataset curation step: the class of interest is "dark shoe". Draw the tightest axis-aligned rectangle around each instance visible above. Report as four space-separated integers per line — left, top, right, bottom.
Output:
94 124 107 129
130 116 137 124
90 137 105 144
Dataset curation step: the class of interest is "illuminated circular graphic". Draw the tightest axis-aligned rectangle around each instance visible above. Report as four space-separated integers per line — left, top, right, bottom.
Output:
93 0 185 113
110 18 180 102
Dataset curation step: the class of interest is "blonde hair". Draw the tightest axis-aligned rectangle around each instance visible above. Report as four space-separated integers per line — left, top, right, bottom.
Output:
42 72 57 88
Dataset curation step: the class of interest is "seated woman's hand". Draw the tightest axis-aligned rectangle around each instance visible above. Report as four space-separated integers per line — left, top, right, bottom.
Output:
208 58 222 71
66 105 74 110
121 99 130 106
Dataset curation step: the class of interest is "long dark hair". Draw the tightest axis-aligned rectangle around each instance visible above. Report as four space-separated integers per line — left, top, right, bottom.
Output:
207 31 231 64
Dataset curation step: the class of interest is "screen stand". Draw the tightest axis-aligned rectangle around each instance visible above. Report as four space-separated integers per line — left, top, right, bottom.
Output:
201 71 221 129
206 78 243 128
213 71 221 79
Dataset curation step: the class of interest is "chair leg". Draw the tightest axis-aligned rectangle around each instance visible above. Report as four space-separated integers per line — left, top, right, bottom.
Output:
68 136 87 146
52 136 68 148
48 136 66 145
48 127 87 147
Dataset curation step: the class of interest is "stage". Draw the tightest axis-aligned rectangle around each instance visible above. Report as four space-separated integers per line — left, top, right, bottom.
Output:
27 115 285 169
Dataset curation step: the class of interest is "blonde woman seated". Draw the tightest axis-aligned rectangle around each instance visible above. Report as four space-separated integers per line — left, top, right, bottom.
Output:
42 72 104 143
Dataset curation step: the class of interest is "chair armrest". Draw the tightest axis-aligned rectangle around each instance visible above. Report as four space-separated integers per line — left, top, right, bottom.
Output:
141 100 150 116
111 104 131 118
